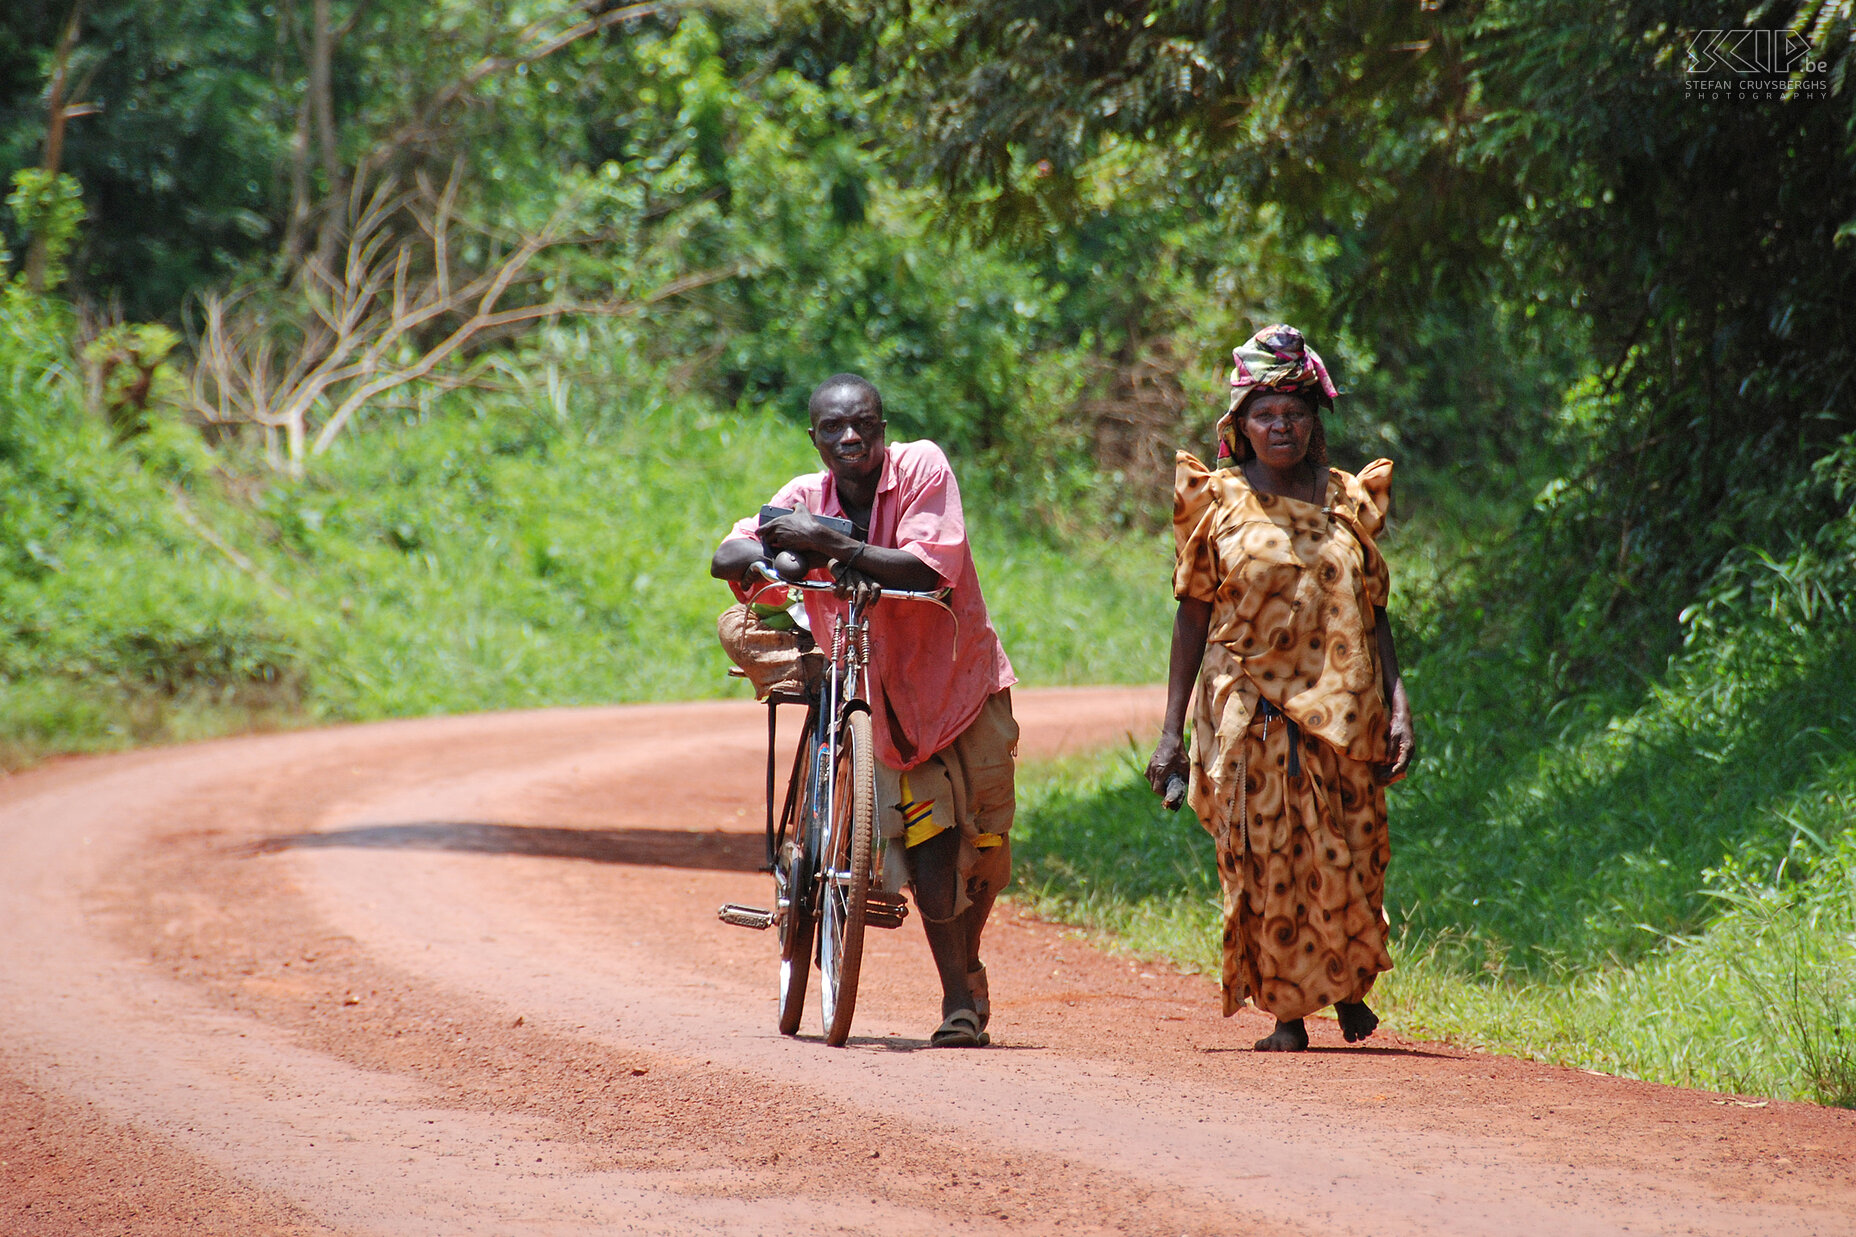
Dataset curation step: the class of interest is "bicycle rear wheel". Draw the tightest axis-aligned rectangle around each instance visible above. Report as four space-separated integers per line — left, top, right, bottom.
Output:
818 709 875 1046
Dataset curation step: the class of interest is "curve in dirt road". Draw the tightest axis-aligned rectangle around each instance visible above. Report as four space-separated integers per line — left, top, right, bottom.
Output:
3 686 1853 1236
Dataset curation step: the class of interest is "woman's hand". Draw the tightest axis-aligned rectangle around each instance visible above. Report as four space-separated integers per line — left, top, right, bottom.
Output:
1146 732 1190 798
1373 608 1414 784
1377 701 1415 784
1152 598 1212 803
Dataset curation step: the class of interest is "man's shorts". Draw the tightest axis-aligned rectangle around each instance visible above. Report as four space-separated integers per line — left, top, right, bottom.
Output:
874 689 1019 916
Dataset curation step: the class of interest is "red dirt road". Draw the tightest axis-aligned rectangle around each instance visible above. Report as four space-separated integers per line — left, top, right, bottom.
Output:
2 686 1852 1236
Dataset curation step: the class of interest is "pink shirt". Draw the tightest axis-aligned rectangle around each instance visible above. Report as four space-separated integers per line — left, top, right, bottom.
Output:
726 439 1016 770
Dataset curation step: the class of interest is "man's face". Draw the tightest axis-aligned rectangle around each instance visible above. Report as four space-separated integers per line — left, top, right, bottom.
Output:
808 388 887 486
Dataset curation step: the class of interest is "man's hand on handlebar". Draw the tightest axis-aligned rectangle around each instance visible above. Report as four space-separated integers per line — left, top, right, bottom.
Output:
747 557 950 606
830 562 882 608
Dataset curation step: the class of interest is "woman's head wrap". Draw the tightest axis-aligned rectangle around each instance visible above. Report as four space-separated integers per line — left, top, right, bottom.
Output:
1215 324 1338 467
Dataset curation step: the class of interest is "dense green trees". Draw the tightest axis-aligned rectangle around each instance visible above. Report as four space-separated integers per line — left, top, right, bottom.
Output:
0 6 1099 483
4 0 1851 770
883 0 1856 675
4 0 1850 744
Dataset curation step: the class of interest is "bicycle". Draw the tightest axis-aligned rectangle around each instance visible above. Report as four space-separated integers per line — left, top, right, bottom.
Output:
717 559 952 1046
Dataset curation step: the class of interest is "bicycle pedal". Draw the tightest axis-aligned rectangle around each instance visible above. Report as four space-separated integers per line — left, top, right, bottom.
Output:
865 891 910 930
717 903 774 931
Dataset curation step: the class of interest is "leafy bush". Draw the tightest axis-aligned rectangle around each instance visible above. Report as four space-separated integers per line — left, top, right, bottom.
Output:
5 169 85 290
0 281 299 761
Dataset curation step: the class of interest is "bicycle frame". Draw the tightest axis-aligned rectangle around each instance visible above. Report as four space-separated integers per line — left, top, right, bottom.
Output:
748 560 950 881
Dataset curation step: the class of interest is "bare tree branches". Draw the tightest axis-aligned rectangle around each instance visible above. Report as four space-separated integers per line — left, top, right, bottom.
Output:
345 3 678 213
189 168 733 473
282 1 677 268
187 1 717 474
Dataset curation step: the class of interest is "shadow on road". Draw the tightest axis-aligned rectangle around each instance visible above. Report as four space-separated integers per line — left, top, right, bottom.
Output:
774 1034 1051 1053
246 822 766 873
1198 1044 1459 1060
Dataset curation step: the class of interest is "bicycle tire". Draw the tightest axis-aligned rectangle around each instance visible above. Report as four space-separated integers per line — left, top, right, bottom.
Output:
818 709 875 1046
776 717 820 1036
777 832 816 1034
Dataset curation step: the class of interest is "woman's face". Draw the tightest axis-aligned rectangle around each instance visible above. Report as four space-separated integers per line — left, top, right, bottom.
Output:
1240 391 1315 471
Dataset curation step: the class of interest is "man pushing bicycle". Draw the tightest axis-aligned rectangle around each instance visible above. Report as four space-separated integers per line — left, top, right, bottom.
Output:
710 373 1018 1047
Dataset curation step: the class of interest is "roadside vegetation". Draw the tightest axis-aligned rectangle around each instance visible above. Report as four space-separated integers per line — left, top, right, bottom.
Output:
0 286 1169 765
2 2 1851 1105
1011 457 1856 1106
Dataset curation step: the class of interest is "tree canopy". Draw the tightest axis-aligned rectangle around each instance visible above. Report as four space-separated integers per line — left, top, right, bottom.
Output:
3 0 1853 677
879 0 1855 672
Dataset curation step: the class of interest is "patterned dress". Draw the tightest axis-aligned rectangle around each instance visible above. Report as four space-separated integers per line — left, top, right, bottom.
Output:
1173 452 1397 1020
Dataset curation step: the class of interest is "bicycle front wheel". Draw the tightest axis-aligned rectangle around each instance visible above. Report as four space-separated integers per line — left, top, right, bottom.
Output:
775 708 821 1036
818 708 875 1046
776 831 816 1037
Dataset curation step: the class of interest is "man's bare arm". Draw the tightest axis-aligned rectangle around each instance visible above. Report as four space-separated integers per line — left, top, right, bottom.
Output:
711 536 768 587
759 510 941 591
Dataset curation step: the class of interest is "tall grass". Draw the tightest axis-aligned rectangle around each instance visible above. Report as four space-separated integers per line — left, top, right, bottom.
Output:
0 285 298 764
1392 622 1856 969
1379 811 1856 1106
0 313 1169 765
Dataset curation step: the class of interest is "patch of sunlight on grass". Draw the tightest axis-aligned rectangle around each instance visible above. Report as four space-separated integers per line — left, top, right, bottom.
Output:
1011 745 1856 1106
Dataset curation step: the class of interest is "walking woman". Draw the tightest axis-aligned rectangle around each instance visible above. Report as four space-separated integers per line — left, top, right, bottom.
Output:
1145 325 1415 1051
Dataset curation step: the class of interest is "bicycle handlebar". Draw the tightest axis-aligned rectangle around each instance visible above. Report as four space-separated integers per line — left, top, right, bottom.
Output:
749 558 949 604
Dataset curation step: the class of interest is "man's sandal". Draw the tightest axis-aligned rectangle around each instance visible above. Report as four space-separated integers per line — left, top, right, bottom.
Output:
931 1008 989 1048
968 962 989 1031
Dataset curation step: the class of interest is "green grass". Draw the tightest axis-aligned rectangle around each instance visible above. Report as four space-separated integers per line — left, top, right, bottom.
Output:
1 285 303 764
1376 814 1856 1106
1010 744 1224 975
1009 743 1856 1106
0 305 1169 765
1392 624 1856 968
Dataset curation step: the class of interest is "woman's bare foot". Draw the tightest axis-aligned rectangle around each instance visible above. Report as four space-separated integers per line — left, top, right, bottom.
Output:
1336 1000 1379 1043
1253 1018 1308 1051
967 962 990 1032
